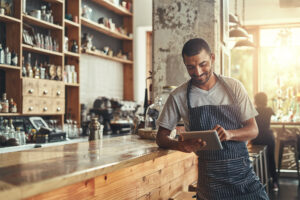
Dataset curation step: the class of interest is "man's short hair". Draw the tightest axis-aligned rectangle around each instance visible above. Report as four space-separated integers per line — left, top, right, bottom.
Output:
182 38 211 58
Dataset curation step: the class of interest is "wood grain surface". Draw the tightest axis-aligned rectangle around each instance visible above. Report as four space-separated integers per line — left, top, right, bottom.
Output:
0 135 198 200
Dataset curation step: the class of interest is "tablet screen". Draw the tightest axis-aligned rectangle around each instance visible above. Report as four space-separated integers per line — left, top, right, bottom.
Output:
180 130 223 150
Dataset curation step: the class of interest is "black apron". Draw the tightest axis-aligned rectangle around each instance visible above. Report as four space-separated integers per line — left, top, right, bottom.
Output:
187 75 269 200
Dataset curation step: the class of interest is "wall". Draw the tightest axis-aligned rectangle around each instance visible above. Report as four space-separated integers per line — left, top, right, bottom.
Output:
152 0 221 98
133 0 153 104
80 54 123 109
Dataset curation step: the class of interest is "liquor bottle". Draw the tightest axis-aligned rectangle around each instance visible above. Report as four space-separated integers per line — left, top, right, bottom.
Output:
26 53 33 78
33 60 40 79
1 93 9 113
5 47 11 65
71 40 79 53
22 56 27 77
0 44 4 64
9 98 17 113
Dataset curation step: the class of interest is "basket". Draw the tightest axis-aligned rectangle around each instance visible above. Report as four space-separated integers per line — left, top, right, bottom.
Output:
137 128 157 140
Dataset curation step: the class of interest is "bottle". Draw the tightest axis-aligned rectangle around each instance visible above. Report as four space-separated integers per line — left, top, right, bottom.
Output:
9 98 17 113
71 40 78 53
8 119 15 139
0 44 4 64
5 47 11 65
3 120 10 140
22 56 27 77
11 50 18 66
88 118 101 141
15 127 21 145
33 60 40 79
1 93 9 113
26 53 33 78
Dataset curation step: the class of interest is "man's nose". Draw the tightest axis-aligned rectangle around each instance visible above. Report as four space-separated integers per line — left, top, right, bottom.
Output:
194 66 203 76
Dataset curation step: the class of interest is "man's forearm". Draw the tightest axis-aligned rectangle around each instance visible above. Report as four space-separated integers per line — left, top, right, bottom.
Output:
229 118 258 141
156 126 181 151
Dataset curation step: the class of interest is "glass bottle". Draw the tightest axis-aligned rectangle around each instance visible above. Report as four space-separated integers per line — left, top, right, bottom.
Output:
15 127 21 145
33 60 40 79
0 44 4 64
22 56 27 77
3 120 10 140
71 40 78 53
8 119 15 139
26 53 33 78
1 93 9 113
5 47 11 65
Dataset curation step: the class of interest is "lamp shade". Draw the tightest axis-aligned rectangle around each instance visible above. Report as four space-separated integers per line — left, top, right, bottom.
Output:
229 27 249 38
234 39 255 48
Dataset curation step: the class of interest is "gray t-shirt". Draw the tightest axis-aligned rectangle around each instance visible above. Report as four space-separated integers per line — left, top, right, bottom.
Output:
156 75 258 131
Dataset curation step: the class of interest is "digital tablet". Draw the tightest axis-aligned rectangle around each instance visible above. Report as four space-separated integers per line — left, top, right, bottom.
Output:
180 130 223 150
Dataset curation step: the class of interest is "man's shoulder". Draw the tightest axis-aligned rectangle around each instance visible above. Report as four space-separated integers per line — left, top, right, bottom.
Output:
220 75 242 87
170 81 189 97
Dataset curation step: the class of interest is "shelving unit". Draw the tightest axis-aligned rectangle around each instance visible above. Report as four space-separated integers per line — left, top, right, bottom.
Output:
0 14 21 23
23 14 63 30
81 0 134 100
64 0 81 125
0 64 20 70
22 44 63 57
81 17 132 40
83 49 133 64
91 0 133 16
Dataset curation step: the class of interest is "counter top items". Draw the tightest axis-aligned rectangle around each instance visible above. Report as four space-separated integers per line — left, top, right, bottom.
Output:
0 93 17 113
88 117 103 141
81 33 95 51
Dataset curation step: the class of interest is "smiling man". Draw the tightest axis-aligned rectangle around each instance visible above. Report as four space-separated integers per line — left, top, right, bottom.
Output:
156 38 269 200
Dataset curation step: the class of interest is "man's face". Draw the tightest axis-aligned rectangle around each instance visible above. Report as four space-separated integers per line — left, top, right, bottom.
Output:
183 50 215 87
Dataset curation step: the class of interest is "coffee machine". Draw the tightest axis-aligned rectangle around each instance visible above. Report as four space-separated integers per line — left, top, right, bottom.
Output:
90 97 113 135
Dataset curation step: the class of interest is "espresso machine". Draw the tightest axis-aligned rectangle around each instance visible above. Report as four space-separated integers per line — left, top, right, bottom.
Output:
90 97 113 135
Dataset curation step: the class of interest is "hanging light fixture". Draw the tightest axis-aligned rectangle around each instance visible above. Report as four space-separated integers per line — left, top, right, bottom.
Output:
229 0 248 39
233 0 255 48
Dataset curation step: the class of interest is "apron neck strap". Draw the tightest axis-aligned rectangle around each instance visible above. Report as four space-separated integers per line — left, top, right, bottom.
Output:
186 73 238 110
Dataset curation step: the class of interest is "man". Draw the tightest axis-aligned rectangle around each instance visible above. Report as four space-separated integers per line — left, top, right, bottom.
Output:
156 38 269 200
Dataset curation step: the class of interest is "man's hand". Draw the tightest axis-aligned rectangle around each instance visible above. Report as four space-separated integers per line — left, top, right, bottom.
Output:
213 124 232 142
178 136 206 153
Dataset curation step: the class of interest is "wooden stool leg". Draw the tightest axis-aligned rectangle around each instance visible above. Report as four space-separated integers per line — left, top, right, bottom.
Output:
278 142 284 176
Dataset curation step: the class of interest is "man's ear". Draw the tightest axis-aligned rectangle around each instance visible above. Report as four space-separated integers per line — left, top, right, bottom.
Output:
211 53 215 63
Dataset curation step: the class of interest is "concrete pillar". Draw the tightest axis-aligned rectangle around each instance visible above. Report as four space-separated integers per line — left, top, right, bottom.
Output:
152 0 221 99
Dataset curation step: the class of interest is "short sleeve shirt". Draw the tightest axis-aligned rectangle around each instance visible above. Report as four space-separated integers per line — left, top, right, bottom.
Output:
156 75 258 131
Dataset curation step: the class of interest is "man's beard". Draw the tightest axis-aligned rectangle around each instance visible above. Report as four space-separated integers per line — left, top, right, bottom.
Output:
191 67 213 86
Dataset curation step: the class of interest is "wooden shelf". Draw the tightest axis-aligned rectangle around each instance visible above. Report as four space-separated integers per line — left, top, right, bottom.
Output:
23 14 63 30
64 19 80 28
91 0 133 16
81 18 132 41
0 14 21 23
0 113 21 117
83 49 133 64
64 51 80 58
65 83 80 87
22 44 63 57
0 64 20 70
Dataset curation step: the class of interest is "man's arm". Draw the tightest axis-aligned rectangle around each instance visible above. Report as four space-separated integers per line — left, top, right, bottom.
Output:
213 117 258 142
156 126 206 153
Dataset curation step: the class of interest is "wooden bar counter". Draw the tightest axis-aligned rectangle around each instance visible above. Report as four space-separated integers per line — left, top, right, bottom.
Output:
0 135 198 200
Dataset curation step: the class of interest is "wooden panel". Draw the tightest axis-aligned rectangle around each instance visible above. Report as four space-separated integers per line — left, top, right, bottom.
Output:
51 2 63 26
22 44 63 57
66 0 80 23
123 64 133 100
26 179 95 200
91 0 133 16
66 87 80 125
22 14 63 30
83 49 133 64
6 70 22 113
6 22 21 67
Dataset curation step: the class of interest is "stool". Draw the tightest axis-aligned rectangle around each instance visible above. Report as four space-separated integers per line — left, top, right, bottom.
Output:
248 145 269 193
277 135 300 185
169 191 196 200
